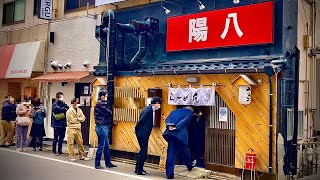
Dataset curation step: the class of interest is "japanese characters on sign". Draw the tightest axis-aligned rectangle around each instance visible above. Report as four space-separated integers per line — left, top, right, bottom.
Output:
168 87 215 106
167 1 274 52
239 85 252 105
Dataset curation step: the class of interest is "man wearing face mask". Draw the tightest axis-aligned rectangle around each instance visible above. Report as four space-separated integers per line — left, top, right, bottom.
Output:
134 96 162 175
51 92 69 155
94 90 117 169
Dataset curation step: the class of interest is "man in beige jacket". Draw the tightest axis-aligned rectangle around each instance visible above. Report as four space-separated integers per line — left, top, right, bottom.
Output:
66 98 89 161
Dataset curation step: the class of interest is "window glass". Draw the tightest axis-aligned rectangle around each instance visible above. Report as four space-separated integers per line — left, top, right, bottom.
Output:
80 0 95 7
66 0 80 11
14 0 25 22
3 2 14 25
33 0 39 15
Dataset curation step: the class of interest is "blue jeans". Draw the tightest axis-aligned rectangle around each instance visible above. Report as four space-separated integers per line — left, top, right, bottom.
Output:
52 127 66 154
16 125 28 149
95 125 112 168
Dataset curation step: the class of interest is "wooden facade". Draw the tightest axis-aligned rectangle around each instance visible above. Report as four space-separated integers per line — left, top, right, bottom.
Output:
89 73 277 173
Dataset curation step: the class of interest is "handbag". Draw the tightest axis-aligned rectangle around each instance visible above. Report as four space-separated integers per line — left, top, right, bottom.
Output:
16 116 31 126
53 113 65 120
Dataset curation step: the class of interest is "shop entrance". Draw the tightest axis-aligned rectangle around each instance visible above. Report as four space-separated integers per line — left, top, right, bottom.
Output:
74 83 91 146
205 93 236 173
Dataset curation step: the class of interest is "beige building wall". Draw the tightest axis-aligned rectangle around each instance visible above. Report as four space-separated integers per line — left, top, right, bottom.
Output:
0 0 49 45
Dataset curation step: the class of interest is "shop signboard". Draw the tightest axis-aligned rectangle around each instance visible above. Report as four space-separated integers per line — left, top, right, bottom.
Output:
166 1 274 52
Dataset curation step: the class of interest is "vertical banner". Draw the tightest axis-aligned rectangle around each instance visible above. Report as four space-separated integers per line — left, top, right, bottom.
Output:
180 88 192 105
191 88 201 106
199 86 215 106
239 85 251 105
168 87 181 105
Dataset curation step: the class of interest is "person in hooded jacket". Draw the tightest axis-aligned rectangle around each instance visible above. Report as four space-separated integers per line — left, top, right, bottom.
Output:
51 92 69 155
94 90 117 169
163 106 194 179
134 96 162 175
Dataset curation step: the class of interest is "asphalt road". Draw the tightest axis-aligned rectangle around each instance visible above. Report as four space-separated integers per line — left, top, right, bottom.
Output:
0 148 167 180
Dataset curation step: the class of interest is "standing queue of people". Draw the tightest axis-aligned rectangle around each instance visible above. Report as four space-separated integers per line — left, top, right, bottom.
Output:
1 90 196 179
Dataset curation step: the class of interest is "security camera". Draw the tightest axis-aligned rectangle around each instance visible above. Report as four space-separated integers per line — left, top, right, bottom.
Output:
83 61 89 68
50 61 58 70
58 63 63 69
65 62 71 68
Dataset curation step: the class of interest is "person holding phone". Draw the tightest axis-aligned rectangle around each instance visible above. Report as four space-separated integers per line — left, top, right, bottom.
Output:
163 106 194 179
51 92 69 155
15 99 33 152
30 98 46 151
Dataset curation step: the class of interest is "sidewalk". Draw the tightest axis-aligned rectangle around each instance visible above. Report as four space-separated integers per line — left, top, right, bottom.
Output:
11 141 239 179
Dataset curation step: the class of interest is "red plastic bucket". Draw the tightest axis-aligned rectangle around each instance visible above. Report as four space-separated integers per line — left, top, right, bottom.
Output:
245 153 257 170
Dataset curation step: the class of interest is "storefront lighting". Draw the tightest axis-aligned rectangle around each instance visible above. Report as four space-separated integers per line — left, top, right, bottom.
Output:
163 6 171 14
161 0 171 14
233 0 240 4
197 0 205 10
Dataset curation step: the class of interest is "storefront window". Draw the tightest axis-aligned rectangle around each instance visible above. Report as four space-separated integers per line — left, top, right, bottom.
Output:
2 0 25 25
65 0 95 12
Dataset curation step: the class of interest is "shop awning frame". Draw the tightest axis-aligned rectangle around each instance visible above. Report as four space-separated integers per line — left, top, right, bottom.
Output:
32 71 91 82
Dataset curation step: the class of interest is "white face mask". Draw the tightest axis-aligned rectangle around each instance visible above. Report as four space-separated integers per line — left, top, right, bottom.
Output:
59 96 64 101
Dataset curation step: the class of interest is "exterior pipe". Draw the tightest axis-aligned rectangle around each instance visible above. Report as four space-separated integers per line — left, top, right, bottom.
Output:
130 34 148 70
268 75 273 174
103 10 116 144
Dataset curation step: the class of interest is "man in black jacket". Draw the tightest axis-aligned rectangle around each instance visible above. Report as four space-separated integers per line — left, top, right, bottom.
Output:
135 97 162 175
51 92 69 155
0 97 15 147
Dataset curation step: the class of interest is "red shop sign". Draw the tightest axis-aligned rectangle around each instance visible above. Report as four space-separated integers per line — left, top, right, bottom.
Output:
166 1 274 52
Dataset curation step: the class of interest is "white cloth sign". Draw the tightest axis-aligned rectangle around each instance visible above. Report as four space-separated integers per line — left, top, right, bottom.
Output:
168 86 215 106
239 85 251 105
168 87 181 105
219 107 228 122
199 87 215 106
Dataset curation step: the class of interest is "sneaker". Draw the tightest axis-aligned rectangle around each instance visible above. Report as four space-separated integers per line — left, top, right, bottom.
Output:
38 148 42 151
95 165 104 169
58 152 63 155
79 156 90 161
22 148 27 152
52 152 58 156
33 148 36 151
16 148 22 152
69 157 76 161
106 164 117 168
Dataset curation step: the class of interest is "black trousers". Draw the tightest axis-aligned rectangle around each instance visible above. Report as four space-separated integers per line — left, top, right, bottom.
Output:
30 137 43 148
135 136 149 173
52 127 66 154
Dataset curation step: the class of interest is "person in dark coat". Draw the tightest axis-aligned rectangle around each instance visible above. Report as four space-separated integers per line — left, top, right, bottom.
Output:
0 97 16 147
51 92 68 155
188 110 205 167
134 96 162 175
94 90 117 169
30 98 46 151
163 106 194 179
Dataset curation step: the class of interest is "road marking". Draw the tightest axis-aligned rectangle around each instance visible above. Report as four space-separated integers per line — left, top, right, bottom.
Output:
0 148 151 180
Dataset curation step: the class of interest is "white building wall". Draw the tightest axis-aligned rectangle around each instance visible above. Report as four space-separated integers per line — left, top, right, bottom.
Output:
47 16 100 73
296 0 320 176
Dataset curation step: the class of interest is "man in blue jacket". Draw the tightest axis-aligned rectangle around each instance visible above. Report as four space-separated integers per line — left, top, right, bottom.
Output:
51 92 69 155
0 97 16 147
163 106 194 179
94 90 117 169
135 96 162 175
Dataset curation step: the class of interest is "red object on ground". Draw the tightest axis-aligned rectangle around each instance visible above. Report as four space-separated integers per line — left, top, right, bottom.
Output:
245 153 257 170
